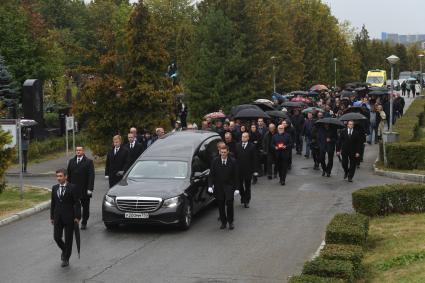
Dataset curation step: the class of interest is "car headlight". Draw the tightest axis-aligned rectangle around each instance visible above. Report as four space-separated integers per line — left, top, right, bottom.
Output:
104 195 116 207
163 196 181 208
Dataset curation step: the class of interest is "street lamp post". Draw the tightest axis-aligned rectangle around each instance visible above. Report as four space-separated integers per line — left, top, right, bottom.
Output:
271 56 277 93
420 54 424 94
387 55 400 133
333 58 338 90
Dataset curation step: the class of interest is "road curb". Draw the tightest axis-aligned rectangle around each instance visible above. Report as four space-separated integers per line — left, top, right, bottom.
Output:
0 186 51 227
373 157 425 183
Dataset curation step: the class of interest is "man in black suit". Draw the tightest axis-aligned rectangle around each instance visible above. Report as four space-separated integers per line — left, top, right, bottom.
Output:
336 120 362 182
50 169 81 267
67 146 95 230
208 145 239 230
124 132 144 170
234 132 257 208
105 135 129 188
130 127 143 144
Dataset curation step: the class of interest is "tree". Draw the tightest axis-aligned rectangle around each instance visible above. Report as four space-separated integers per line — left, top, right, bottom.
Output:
0 55 19 118
184 8 248 119
353 25 371 81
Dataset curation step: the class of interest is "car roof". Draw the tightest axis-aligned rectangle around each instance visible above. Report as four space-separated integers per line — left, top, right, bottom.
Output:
141 130 220 159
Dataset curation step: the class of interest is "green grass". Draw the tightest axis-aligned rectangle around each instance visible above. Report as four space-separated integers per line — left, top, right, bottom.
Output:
0 186 50 220
360 214 425 283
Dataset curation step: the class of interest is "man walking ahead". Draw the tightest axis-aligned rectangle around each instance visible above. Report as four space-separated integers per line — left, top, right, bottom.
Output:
50 169 81 267
67 146 95 230
208 145 239 230
337 120 361 182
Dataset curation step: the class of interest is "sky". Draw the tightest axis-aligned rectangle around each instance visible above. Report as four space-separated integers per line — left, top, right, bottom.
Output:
322 0 425 38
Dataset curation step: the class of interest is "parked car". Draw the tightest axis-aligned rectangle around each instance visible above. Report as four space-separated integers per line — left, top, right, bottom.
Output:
386 80 400 91
102 131 222 230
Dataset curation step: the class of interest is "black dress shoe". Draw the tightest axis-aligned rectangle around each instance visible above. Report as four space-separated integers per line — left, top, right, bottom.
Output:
344 173 348 179
348 178 353 182
81 224 87 230
244 203 249 208
280 180 285 186
220 223 227 229
322 171 326 177
326 173 331 177
61 252 64 261
61 260 69 267
268 176 272 180
273 174 277 179
228 223 234 230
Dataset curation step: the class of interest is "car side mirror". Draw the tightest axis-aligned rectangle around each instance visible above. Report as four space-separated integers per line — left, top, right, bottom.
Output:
193 172 203 178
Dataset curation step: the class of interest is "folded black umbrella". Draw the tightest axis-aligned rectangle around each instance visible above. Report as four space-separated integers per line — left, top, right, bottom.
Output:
340 90 356 98
253 102 275 112
233 108 271 119
281 101 306 108
315 118 345 128
339 112 367 121
74 222 81 259
266 110 289 119
230 104 262 116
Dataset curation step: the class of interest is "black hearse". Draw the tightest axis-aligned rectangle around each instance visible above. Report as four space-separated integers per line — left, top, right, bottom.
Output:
102 131 222 230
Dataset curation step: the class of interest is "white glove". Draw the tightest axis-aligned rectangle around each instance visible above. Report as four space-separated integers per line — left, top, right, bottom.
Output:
253 172 258 176
87 190 93 196
208 187 214 194
234 190 240 197
105 176 109 179
117 171 124 176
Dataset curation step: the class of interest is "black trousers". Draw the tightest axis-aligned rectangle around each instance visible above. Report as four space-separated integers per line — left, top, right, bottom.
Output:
312 147 320 167
81 198 90 225
320 149 334 174
342 153 357 179
295 132 303 153
266 154 278 177
239 176 251 204
53 219 74 260
217 199 234 224
276 153 290 182
22 150 28 171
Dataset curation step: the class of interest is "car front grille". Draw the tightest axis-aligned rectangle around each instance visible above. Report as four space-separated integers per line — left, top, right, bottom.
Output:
116 197 162 212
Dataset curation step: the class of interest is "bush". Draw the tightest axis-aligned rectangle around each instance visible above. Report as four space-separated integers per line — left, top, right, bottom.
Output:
302 257 354 282
27 134 86 161
325 213 369 247
386 141 425 170
352 183 425 216
44 112 60 128
288 274 346 283
320 244 363 275
0 128 15 193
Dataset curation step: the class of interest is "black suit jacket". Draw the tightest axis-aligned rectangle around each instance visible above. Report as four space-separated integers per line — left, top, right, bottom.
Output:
124 142 144 170
105 147 130 178
234 142 257 178
67 155 95 199
208 156 238 201
337 128 362 156
50 183 81 224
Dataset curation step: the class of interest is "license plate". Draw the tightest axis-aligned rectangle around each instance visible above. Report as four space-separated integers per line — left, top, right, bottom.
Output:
125 213 149 219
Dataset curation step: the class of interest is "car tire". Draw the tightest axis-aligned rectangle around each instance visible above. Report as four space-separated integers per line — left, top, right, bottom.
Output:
104 222 119 230
179 201 192 230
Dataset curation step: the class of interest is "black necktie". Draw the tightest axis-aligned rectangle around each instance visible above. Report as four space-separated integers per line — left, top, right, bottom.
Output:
243 143 247 149
59 185 65 199
130 143 133 149
115 148 118 155
77 158 81 164
222 160 226 166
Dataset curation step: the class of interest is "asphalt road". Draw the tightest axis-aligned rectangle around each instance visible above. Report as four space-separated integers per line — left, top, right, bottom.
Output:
0 142 401 283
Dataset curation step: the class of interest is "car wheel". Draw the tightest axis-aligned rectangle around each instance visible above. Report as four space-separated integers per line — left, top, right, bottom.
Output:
104 222 119 230
179 202 192 230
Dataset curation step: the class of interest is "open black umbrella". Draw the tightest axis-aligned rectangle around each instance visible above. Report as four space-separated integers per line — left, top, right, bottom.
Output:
266 110 289 119
281 101 306 108
369 90 389 96
339 112 367 121
234 108 270 119
340 90 356 98
74 222 81 259
253 99 275 111
230 104 262 116
315 118 345 128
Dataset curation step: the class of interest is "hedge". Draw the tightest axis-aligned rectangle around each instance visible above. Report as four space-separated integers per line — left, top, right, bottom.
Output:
384 98 425 169
386 141 425 170
320 244 363 275
302 257 354 282
393 98 425 142
352 183 425 216
288 275 346 283
325 213 369 247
